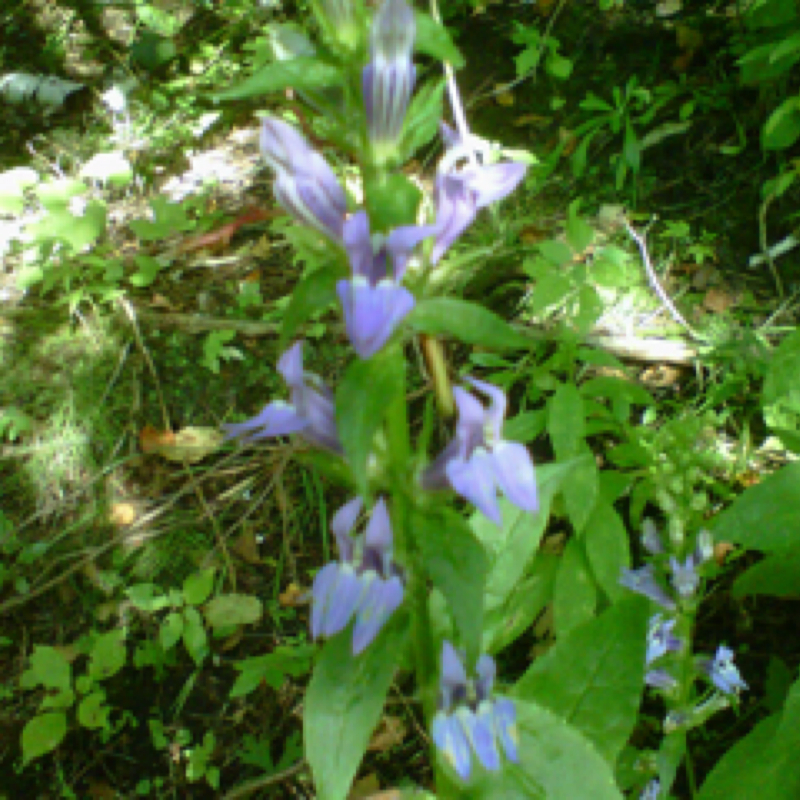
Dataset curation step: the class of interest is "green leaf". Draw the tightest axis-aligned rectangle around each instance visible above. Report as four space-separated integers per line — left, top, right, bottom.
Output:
732 549 800 597
698 676 800 799
230 645 315 698
77 691 111 730
305 617 407 800
204 593 263 628
414 12 464 68
22 712 68 765
529 273 573 316
0 166 38 214
280 265 340 351
35 178 87 210
413 506 487 657
407 298 531 350
183 568 216 606
401 78 446 158
562 444 599 531
566 201 595 253
763 96 800 150
126 583 170 612
28 202 107 253
182 606 209 666
583 501 630 602
88 629 127 681
213 57 342 102
448 700 622 799
553 537 596 637
712 462 800 551
514 595 648 765
130 254 163 287
159 612 184 651
40 689 75 710
336 348 403 498
538 239 574 266
20 645 72 691
546 52 573 80
547 384 585 459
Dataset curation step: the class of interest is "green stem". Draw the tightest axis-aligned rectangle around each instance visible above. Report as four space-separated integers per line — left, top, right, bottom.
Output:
385 347 437 720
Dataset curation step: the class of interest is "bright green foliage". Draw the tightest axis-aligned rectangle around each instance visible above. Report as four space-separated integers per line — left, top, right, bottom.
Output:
305 618 407 800
514 596 648 765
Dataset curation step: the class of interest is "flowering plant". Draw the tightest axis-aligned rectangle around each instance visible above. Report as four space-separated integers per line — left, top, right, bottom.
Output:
215 2 767 798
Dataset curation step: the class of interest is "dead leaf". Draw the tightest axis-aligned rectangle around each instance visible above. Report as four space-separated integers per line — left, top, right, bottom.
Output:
495 89 515 107
178 208 276 254
714 541 735 566
109 502 136 526
702 287 737 313
349 774 381 799
279 582 307 607
368 715 406 752
233 529 262 564
220 628 244 651
146 426 225 464
640 364 682 389
558 127 578 157
139 424 175 453
513 113 551 128
520 224 549 245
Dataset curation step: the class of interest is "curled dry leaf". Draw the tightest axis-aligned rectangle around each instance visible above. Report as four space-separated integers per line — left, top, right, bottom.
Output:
232 529 262 564
140 426 224 464
714 541 736 566
279 582 307 607
368 715 407 752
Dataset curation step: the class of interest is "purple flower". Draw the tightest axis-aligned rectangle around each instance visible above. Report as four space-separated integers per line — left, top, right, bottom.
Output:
431 122 527 264
336 211 433 358
641 518 664 555
645 668 677 692
646 614 682 665
363 0 416 160
640 778 661 800
670 554 701 599
619 565 677 611
222 341 341 453
259 117 347 242
311 497 404 655
421 377 538 526
701 646 748 696
431 642 519 781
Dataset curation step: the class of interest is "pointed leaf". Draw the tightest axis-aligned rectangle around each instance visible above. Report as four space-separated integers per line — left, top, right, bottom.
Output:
280 265 340 352
413 506 487 658
553 537 596 637
712 462 800 551
305 617 407 800
336 348 403 498
213 57 342 102
514 595 648 765
407 298 531 350
22 712 68 765
583 501 630 602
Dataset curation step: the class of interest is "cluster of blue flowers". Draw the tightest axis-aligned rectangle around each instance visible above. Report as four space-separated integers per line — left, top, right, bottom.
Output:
620 520 748 799
223 0 534 782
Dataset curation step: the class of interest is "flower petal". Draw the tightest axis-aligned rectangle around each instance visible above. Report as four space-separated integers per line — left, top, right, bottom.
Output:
446 448 502 525
491 441 538 514
431 172 478 265
352 574 404 654
432 711 472 780
474 654 496 701
331 496 363 564
320 565 365 638
461 704 500 772
492 697 519 763
619 565 676 611
310 562 342 639
222 400 308 442
337 276 415 359
463 161 527 209
385 222 437 279
260 116 313 173
362 497 393 571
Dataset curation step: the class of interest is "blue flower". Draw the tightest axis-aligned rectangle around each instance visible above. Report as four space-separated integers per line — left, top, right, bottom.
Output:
619 564 677 611
646 614 682 665
421 378 538 525
259 116 347 242
431 642 519 781
431 122 527 265
701 645 748 696
336 211 434 358
362 0 416 161
669 554 701 598
222 341 342 453
310 497 404 655
640 778 661 800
